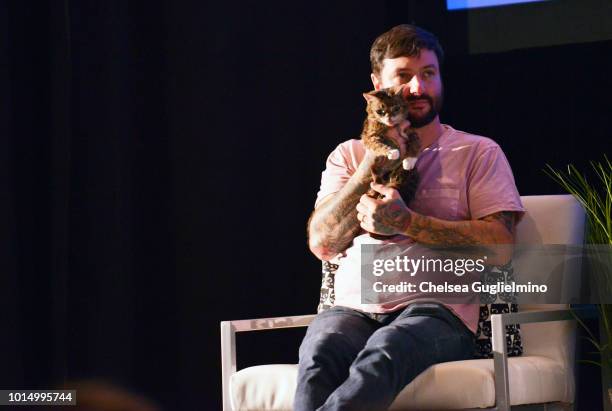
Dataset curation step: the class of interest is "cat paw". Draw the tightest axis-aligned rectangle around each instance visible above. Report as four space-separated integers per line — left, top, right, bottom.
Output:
402 157 417 170
387 149 400 160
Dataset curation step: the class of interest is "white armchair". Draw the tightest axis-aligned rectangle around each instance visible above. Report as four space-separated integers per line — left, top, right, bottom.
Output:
221 195 587 410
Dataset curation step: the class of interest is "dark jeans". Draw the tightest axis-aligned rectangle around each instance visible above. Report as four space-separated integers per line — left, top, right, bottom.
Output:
294 302 475 411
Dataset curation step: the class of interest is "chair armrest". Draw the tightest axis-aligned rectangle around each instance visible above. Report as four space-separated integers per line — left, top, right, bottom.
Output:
222 314 316 333
490 307 595 411
492 309 573 328
220 314 315 411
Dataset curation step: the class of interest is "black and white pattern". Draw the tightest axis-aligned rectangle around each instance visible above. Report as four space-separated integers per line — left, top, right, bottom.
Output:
474 263 523 358
317 261 338 313
316 261 523 359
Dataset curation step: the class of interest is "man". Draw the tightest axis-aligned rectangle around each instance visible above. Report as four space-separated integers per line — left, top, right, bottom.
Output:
295 24 524 411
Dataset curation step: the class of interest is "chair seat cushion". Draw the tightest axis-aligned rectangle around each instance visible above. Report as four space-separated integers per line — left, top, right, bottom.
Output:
230 356 572 410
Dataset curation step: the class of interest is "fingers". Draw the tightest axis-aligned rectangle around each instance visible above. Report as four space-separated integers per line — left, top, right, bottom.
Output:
356 202 370 229
357 208 376 231
357 184 398 214
358 214 370 231
359 193 378 209
369 182 399 199
357 184 400 229
356 201 367 215
359 215 372 231
357 194 377 230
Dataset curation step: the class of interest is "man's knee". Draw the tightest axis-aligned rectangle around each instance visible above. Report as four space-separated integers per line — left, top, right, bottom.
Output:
299 331 357 362
367 325 417 351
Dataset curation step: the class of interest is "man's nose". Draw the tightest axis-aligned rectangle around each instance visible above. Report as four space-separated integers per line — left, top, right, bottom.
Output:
407 75 424 95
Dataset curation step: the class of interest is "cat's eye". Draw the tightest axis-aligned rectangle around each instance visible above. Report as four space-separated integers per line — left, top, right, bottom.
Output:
376 109 386 115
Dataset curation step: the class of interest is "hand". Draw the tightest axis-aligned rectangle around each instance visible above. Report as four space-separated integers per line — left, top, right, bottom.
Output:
356 183 412 236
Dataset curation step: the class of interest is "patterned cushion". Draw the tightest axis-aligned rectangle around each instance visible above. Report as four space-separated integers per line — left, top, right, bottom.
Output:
317 260 522 359
317 261 338 313
475 263 523 358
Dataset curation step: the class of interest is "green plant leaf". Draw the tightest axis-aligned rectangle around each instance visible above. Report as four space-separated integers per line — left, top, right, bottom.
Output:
547 157 612 373
578 359 603 368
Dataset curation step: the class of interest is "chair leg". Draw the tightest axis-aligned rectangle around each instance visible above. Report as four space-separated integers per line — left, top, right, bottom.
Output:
492 314 510 411
220 321 236 411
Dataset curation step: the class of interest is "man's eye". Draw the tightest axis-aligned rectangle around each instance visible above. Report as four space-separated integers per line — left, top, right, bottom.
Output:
423 71 435 79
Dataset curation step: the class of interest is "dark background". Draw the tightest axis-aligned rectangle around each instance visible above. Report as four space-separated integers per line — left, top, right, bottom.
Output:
1 0 610 410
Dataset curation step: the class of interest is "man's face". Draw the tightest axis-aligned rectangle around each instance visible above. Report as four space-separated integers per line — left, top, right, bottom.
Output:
371 49 443 128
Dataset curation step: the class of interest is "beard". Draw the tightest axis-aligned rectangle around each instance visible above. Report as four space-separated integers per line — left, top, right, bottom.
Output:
406 91 443 128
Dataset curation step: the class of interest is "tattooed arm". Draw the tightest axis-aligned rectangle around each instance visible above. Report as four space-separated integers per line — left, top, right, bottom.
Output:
402 209 515 246
307 153 376 261
308 149 410 260
309 128 413 261
356 183 517 264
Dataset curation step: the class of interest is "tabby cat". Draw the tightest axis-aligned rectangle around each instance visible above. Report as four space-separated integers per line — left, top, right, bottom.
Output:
361 86 421 204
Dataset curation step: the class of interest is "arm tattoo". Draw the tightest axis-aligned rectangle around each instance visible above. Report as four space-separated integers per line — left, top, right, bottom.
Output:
403 211 516 246
309 194 362 253
308 157 375 258
372 200 411 236
481 211 515 236
403 213 480 246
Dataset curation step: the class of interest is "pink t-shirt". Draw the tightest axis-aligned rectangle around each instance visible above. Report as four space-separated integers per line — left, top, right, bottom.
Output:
315 125 525 334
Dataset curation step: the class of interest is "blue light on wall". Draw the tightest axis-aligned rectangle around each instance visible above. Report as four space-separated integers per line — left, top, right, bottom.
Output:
447 0 549 10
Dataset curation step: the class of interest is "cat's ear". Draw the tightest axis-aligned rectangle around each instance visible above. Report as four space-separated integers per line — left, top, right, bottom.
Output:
398 84 411 99
363 92 376 102
390 85 405 96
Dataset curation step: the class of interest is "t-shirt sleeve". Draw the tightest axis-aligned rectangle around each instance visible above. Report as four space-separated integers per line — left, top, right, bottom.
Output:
315 142 356 208
467 145 525 220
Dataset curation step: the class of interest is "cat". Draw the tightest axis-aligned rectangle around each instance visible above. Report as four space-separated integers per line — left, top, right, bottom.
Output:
361 86 421 204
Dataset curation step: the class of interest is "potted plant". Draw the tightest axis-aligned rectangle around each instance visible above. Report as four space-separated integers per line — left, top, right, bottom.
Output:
546 156 612 409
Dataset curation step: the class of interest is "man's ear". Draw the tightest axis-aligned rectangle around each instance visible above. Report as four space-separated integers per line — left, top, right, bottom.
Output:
370 73 382 91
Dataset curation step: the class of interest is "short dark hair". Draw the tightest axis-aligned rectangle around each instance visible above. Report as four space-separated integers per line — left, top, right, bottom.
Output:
370 24 444 76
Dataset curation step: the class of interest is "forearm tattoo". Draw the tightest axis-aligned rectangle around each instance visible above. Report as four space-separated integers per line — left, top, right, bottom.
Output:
308 195 361 254
371 200 411 236
481 211 515 236
403 211 516 246
308 162 374 257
